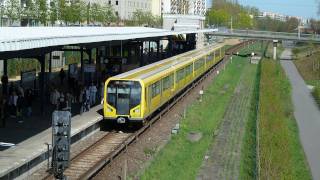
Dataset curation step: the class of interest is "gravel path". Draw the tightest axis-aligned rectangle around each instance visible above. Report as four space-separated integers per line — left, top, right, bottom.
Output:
280 49 320 180
197 61 257 180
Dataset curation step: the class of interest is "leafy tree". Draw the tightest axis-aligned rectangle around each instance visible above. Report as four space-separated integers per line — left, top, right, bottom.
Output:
58 0 67 25
35 0 48 25
23 0 37 26
5 0 20 25
49 0 58 26
101 4 116 25
131 9 161 27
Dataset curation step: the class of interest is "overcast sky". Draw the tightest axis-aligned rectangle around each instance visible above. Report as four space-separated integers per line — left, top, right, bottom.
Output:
207 0 319 19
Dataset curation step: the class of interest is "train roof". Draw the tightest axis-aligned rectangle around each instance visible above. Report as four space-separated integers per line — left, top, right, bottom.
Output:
137 44 224 80
113 43 223 81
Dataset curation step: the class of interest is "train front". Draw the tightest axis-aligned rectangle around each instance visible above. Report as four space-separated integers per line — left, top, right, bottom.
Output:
103 79 144 124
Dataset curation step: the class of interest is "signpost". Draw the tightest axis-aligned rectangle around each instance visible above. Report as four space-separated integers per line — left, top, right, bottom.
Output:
52 111 71 180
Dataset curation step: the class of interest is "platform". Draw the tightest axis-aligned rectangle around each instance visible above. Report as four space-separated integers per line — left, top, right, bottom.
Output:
0 105 103 179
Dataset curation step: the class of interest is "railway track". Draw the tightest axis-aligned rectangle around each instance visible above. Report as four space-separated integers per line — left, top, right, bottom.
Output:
43 41 251 180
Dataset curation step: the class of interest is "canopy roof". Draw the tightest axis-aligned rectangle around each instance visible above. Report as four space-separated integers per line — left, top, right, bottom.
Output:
0 27 215 52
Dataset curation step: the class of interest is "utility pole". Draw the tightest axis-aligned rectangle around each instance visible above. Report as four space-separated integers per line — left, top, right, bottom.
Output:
230 16 233 33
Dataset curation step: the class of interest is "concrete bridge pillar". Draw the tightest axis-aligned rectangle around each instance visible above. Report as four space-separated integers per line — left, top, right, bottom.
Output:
273 40 278 60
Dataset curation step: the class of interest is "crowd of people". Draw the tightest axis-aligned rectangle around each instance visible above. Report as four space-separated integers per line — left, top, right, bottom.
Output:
0 68 105 127
0 82 35 124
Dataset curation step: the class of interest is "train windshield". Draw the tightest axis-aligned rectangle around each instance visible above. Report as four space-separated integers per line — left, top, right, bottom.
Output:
107 81 141 115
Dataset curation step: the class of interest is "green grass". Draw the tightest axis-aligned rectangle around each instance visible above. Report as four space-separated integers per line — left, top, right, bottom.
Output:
238 41 265 56
258 60 311 179
239 61 261 179
140 57 249 180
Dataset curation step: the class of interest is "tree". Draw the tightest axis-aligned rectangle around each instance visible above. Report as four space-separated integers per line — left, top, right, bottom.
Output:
49 0 58 26
131 9 161 27
132 9 145 26
35 0 48 25
23 0 37 26
58 0 67 25
0 3 4 26
101 4 116 25
5 0 20 25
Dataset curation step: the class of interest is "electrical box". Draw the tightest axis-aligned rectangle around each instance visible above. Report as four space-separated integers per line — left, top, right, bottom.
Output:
52 110 71 179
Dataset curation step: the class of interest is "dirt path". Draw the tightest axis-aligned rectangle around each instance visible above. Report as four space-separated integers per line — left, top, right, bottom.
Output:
197 61 257 180
280 49 320 180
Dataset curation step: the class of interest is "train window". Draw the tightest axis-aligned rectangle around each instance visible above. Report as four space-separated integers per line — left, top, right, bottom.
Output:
187 64 193 75
130 82 141 109
163 74 174 90
107 81 142 113
151 81 160 98
207 54 213 62
107 84 117 107
176 68 185 83
195 58 204 70
163 76 170 91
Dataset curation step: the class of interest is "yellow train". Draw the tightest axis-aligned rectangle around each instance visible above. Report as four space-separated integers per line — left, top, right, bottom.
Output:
103 43 226 124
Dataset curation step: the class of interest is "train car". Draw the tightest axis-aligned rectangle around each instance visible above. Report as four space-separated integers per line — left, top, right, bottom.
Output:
103 44 226 124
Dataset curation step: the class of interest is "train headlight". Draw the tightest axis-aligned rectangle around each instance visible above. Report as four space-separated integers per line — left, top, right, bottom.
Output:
134 108 140 114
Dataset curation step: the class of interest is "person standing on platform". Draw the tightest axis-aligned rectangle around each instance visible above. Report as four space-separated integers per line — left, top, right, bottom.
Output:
16 94 24 123
1 75 8 95
89 83 97 106
59 68 66 85
8 91 18 118
85 87 90 110
25 89 33 117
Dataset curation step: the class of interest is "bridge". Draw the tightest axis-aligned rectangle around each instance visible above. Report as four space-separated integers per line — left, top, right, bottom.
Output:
208 29 320 43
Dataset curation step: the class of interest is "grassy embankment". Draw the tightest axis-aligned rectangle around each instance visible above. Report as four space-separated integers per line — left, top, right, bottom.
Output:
238 41 270 179
258 60 312 179
140 53 249 180
293 45 320 106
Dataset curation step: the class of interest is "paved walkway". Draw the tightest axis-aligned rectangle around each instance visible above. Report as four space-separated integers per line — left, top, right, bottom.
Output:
280 49 320 180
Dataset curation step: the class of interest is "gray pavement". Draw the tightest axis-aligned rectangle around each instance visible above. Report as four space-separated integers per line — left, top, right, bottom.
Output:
280 49 320 180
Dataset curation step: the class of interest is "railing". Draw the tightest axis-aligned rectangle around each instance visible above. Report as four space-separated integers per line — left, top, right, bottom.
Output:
209 28 320 42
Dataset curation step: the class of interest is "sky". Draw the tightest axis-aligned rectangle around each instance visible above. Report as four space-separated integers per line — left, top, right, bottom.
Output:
206 0 319 19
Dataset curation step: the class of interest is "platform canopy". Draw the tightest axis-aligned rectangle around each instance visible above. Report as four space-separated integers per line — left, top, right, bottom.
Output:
0 27 215 53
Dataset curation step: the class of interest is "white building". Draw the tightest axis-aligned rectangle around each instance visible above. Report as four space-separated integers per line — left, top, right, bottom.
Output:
162 0 206 16
85 0 162 20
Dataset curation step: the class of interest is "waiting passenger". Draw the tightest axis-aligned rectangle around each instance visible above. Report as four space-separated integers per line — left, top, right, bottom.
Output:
59 68 66 85
8 91 18 118
25 89 33 117
89 83 97 106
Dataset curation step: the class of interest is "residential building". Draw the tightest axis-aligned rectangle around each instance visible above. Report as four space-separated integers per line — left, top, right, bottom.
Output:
85 0 162 20
162 0 206 16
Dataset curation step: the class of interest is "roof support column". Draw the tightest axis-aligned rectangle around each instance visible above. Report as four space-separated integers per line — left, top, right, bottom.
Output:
148 41 151 59
156 40 160 60
2 59 8 96
80 47 84 82
168 36 173 57
38 55 46 115
3 59 7 77
88 49 92 64
140 41 144 67
49 52 52 74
